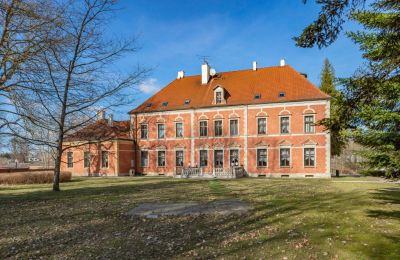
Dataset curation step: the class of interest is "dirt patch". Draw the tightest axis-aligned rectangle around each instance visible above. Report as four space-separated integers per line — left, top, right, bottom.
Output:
127 200 251 218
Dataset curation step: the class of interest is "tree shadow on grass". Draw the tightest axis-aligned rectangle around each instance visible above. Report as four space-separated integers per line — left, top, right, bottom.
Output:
368 187 400 220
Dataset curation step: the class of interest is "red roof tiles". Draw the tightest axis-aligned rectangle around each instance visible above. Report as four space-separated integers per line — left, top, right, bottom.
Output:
64 120 131 142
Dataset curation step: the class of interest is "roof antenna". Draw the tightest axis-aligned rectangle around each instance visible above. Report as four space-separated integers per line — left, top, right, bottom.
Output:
197 55 211 64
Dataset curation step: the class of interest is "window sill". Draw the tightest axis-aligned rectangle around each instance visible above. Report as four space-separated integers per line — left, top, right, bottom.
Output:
257 166 268 168
280 166 290 168
304 166 316 168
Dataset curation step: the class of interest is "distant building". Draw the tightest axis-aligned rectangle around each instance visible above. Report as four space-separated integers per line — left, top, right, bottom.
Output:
62 60 331 178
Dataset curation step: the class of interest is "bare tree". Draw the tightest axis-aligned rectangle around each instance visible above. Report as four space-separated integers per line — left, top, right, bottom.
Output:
9 0 146 191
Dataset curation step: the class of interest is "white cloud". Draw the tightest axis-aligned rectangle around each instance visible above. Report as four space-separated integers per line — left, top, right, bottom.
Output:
139 78 160 94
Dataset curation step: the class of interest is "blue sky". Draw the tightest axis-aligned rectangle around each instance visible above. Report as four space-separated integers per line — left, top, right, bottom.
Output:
109 0 364 120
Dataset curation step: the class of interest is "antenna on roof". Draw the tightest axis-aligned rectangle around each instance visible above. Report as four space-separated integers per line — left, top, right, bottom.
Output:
197 55 211 64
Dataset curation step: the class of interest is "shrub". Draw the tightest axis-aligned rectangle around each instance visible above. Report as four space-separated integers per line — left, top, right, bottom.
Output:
0 171 72 185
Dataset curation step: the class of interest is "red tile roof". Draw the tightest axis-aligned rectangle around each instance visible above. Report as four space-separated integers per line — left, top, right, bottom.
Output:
64 120 131 142
130 65 329 114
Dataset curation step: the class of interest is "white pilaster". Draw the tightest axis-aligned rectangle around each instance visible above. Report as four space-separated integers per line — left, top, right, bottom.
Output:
244 105 248 172
190 110 195 166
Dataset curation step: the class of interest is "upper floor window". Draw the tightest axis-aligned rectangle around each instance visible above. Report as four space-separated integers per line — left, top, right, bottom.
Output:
257 149 267 167
176 150 184 167
230 119 238 136
140 124 148 139
67 152 73 168
280 116 290 134
101 151 109 168
157 151 166 167
199 121 208 137
176 122 183 138
257 118 267 135
280 148 290 167
214 120 223 137
304 115 315 133
215 91 222 104
304 147 315 167
84 152 90 168
200 150 208 167
158 124 165 139
140 151 148 167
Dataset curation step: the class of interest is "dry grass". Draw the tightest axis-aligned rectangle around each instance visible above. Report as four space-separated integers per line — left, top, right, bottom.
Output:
0 171 71 185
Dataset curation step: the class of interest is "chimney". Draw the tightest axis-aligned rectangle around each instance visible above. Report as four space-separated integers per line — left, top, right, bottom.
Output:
177 70 185 79
201 62 210 85
108 114 113 126
252 61 257 71
280 59 286 66
96 110 105 121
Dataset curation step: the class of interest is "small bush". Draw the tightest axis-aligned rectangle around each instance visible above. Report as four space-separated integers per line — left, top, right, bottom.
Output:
0 171 72 185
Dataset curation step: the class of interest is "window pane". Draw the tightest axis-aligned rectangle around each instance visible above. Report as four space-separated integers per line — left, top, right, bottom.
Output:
216 92 222 104
141 124 148 139
176 123 183 137
141 151 148 167
214 120 223 136
176 151 184 166
67 152 73 168
214 150 224 168
158 124 165 139
257 149 267 167
200 121 208 137
280 148 290 167
304 116 315 133
258 118 266 134
158 151 166 167
230 149 239 166
101 151 108 168
230 119 238 136
200 150 208 166
84 152 90 168
280 117 290 134
304 148 315 167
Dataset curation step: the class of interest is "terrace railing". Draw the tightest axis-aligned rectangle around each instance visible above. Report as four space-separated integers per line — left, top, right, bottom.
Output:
177 166 245 179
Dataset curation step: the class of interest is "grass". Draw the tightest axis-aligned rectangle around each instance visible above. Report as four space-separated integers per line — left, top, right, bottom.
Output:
0 177 399 259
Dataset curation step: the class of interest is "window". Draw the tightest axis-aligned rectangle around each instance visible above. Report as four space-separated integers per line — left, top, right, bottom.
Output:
184 99 191 105
158 124 165 139
279 92 285 97
140 151 148 167
280 148 290 167
257 118 267 135
229 149 239 167
280 116 290 134
200 150 208 167
199 121 208 137
257 149 268 167
214 150 224 168
176 151 184 167
254 93 261 99
216 91 222 104
146 103 152 107
67 152 73 168
162 101 168 107
304 115 315 133
157 151 166 167
304 147 315 167
140 124 148 139
176 122 183 138
214 120 223 137
101 151 109 168
84 152 90 168
230 119 238 136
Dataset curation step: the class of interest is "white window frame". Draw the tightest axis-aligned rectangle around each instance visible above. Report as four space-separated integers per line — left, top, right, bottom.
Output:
83 151 91 168
256 148 268 168
140 123 148 139
214 149 224 168
175 122 184 138
229 149 240 167
304 114 316 134
140 150 149 167
279 115 291 134
199 120 208 137
101 151 109 169
157 123 165 139
229 118 239 137
199 149 208 167
175 150 184 167
157 150 166 167
303 145 317 168
279 146 291 168
257 117 267 135
67 151 74 168
214 119 223 137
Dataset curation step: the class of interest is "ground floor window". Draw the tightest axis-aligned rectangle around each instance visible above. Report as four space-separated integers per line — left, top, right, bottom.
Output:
101 151 109 168
200 150 208 166
304 147 315 167
280 148 290 167
141 151 148 167
176 150 184 166
257 149 268 167
67 152 73 168
230 149 239 167
157 151 166 167
214 150 224 168
84 152 90 168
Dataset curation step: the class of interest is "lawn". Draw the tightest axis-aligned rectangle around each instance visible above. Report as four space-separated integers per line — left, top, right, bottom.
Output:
0 177 399 259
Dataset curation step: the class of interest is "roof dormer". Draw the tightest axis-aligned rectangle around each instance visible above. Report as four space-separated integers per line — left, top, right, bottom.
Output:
213 85 226 105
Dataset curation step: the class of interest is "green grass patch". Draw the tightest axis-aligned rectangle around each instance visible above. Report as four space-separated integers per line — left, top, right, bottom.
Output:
208 180 226 194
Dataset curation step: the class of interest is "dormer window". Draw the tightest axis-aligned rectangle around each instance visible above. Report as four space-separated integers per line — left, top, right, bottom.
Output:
213 86 226 104
254 93 261 100
279 92 286 98
184 99 191 105
146 103 152 107
162 101 168 107
216 91 222 104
